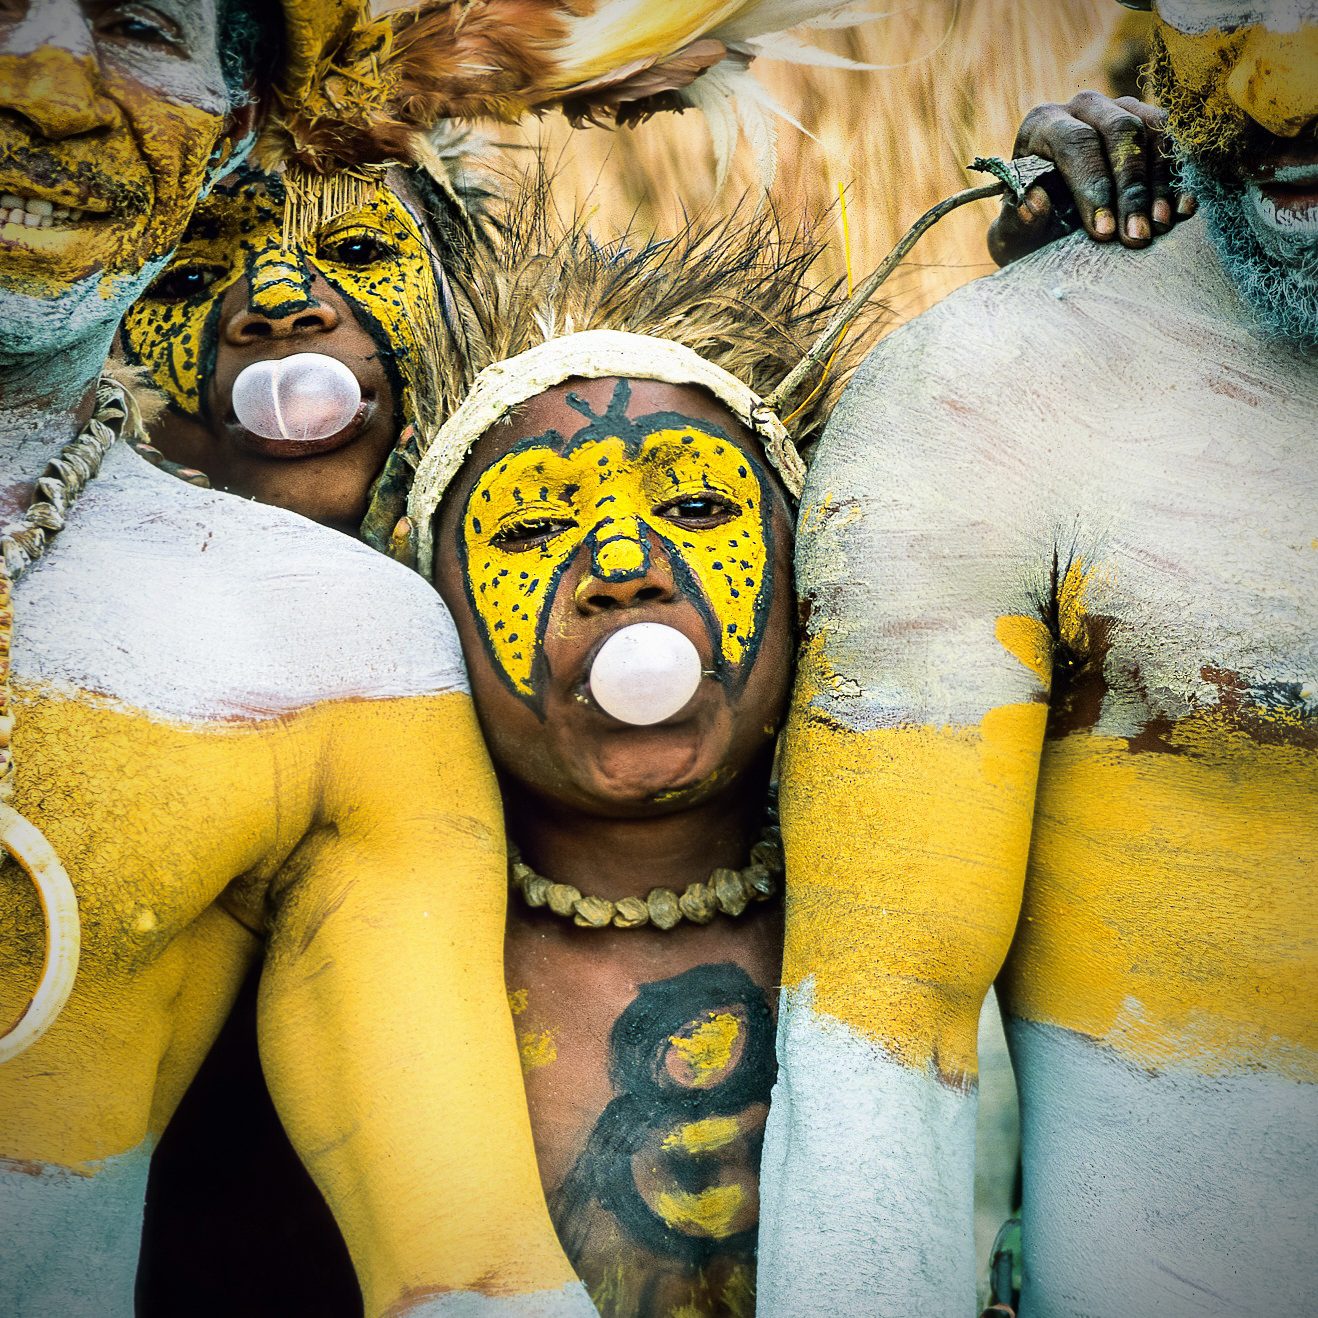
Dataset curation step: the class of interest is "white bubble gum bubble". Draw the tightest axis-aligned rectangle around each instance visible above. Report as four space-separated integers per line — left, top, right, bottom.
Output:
231 353 362 442
589 622 703 726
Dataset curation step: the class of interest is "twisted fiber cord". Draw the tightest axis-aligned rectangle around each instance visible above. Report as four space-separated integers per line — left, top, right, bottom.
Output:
0 378 127 797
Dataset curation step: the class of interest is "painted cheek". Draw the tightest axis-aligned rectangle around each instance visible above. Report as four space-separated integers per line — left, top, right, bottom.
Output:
121 194 276 418
642 432 769 671
1225 24 1318 133
106 76 224 284
314 196 442 427
464 452 584 698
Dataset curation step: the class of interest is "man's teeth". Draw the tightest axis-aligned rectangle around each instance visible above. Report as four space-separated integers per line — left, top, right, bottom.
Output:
0 193 86 229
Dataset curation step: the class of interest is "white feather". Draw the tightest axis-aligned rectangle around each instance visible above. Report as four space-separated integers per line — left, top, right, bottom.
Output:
733 32 884 69
682 59 818 189
712 0 895 43
680 64 744 189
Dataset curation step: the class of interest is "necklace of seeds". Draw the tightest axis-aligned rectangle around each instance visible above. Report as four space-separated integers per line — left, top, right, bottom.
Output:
509 809 783 931
0 379 125 1064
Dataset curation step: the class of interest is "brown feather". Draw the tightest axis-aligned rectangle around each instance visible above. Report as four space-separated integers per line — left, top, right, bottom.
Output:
557 39 732 127
429 167 889 459
387 1 576 127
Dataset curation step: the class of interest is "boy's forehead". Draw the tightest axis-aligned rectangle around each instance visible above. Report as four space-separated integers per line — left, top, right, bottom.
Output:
1156 0 1316 34
496 378 752 453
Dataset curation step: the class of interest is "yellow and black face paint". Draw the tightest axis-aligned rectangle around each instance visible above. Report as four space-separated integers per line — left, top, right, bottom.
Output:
120 166 443 430
459 380 775 710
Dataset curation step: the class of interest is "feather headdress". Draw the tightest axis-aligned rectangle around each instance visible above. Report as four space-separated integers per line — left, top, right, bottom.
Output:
359 174 887 562
256 0 889 240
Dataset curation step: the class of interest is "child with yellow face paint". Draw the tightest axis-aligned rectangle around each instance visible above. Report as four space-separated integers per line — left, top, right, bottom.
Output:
118 155 476 532
396 210 844 1318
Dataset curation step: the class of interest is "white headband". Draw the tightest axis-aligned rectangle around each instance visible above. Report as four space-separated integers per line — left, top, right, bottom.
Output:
406 329 806 581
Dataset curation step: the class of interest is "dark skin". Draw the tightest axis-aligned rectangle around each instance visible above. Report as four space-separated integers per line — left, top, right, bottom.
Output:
433 378 794 1317
128 166 438 533
989 92 1198 267
137 91 1200 1318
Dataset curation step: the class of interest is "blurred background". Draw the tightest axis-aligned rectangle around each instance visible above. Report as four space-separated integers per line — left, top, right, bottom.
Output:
479 0 1152 323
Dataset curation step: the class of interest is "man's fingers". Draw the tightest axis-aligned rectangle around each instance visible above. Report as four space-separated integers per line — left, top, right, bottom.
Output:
1067 90 1152 246
988 186 1055 267
1115 96 1176 230
1017 102 1117 241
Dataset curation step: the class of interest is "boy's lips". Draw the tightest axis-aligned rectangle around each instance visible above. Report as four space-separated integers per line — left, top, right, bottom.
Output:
225 396 374 459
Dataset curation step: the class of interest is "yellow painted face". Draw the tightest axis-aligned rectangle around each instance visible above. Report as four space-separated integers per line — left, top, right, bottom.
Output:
121 168 443 427
0 19 228 305
460 380 772 705
1151 4 1318 144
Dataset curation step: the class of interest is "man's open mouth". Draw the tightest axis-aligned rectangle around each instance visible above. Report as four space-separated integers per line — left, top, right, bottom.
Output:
1248 164 1318 235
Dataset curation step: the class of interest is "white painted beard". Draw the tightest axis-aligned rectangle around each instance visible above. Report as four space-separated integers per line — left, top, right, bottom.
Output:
1180 156 1318 346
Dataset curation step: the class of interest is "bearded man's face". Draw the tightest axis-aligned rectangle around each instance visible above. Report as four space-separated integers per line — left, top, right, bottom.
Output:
1148 2 1318 341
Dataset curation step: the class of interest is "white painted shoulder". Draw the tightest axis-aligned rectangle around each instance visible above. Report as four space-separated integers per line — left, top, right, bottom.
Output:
14 445 468 723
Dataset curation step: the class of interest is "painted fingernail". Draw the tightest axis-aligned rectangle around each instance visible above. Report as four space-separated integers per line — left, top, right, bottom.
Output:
1094 208 1116 237
1177 193 1198 216
1127 214 1151 241
1153 198 1171 227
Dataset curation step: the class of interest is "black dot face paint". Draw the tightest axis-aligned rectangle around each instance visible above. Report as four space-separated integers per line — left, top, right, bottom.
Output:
458 380 775 710
120 167 442 429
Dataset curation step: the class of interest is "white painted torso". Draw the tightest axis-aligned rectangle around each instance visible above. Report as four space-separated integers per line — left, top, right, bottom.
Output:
13 438 467 718
784 220 1317 1316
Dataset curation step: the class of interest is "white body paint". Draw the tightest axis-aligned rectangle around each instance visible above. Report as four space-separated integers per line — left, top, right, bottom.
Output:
1010 1021 1317 1318
403 1282 597 1316
758 982 976 1317
802 222 1315 733
0 1143 152 1318
764 221 1316 1311
1156 0 1317 35
1 441 472 1315
15 441 468 719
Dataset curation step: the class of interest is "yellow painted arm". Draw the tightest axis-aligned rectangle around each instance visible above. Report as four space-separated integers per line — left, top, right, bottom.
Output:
758 310 1055 1313
258 692 579 1318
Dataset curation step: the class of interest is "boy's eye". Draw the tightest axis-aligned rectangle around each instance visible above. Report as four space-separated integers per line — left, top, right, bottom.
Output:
656 494 741 528
491 517 577 550
147 264 225 301
319 235 398 266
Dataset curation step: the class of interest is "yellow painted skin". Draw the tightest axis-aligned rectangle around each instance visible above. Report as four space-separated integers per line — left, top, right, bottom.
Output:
781 633 1049 1083
463 425 768 699
1004 711 1318 1080
0 683 577 1313
784 608 1317 1086
121 172 442 427
668 1012 742 1085
1156 16 1318 139
0 45 222 299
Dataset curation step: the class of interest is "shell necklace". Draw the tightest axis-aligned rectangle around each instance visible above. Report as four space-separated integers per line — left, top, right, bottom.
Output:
509 807 783 931
0 379 125 1064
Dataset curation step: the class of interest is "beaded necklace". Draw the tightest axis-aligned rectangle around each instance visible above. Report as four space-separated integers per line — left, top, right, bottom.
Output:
0 379 126 1064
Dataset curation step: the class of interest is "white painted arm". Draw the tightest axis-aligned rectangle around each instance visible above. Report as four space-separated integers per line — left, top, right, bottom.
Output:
759 291 1056 1315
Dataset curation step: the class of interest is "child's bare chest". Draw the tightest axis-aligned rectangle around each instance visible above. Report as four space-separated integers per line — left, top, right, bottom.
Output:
506 909 783 1318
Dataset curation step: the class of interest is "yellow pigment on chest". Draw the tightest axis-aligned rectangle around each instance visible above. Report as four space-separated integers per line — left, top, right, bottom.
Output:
1002 714 1318 1079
